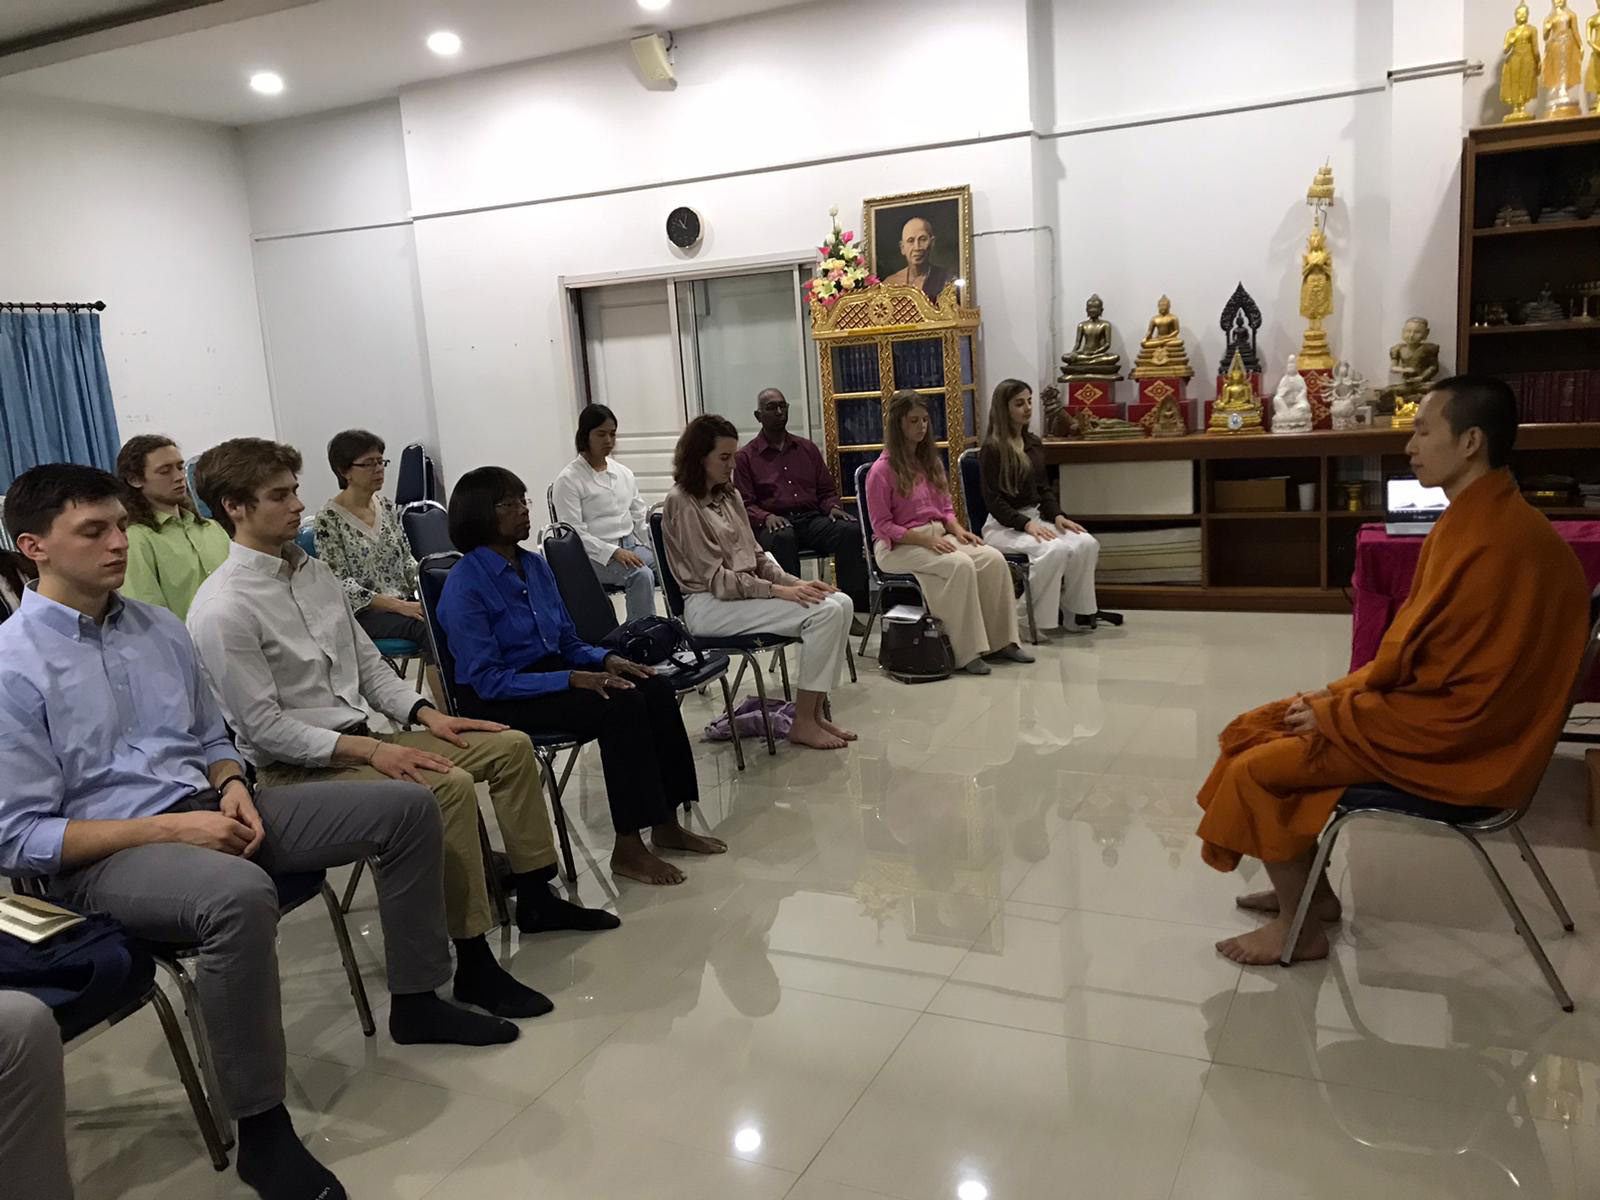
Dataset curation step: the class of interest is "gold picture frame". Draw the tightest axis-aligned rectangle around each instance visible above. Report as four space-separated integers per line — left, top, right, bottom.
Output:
863 184 973 307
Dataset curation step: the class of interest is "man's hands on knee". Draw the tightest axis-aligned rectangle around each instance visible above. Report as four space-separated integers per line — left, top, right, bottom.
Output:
418 708 508 747
160 811 259 856
371 742 457 784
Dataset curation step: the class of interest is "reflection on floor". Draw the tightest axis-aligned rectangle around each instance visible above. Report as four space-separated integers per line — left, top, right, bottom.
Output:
60 611 1600 1198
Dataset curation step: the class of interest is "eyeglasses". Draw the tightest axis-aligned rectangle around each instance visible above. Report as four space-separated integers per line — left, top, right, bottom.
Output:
494 496 531 513
352 457 390 469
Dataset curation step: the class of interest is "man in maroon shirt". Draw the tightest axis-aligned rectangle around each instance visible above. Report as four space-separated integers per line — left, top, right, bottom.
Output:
733 388 869 623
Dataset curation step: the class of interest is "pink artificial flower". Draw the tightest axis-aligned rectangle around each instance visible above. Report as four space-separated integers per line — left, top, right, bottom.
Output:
866 275 880 286
843 231 855 242
829 268 844 280
822 295 839 306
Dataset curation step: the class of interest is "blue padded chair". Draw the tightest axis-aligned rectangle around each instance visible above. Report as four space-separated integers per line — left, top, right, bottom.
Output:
956 447 1040 646
1280 612 1600 1010
186 459 212 518
542 520 745 773
400 500 453 561
416 551 585 884
296 523 424 689
852 462 929 657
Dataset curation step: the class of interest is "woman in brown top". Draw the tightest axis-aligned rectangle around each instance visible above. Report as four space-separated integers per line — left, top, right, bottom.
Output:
662 415 856 750
978 378 1101 633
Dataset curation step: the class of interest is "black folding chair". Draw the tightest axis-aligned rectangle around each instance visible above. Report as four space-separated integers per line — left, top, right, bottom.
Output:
1280 612 1600 1011
400 500 454 560
956 447 1041 645
545 484 638 606
852 462 929 657
649 509 809 760
543 520 743 774
416 551 585 884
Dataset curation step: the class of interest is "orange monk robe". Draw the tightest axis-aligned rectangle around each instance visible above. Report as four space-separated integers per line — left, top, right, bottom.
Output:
1197 469 1589 872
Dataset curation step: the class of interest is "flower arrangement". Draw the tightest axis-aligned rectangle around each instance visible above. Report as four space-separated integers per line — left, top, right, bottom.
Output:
802 206 878 307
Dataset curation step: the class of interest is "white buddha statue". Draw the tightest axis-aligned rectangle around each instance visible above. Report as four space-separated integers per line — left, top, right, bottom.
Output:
1271 354 1313 434
1329 360 1365 430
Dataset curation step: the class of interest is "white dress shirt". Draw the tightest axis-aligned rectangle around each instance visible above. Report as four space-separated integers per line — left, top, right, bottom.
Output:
187 541 423 768
550 456 649 567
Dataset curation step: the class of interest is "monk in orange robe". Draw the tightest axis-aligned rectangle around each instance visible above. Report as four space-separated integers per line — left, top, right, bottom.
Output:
1197 376 1590 965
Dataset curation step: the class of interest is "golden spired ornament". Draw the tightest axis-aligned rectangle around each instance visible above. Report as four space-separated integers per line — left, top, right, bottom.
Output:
1543 0 1585 117
1501 4 1542 121
1208 351 1263 435
1297 166 1336 371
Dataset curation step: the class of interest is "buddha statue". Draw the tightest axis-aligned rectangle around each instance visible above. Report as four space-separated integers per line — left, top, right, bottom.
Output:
1543 0 1584 117
1523 283 1566 322
1060 295 1122 380
1587 1 1599 105
1329 360 1367 430
1378 317 1442 416
1297 225 1336 370
1208 351 1263 435
1502 4 1542 121
1270 355 1314 435
1131 296 1195 380
1218 282 1263 375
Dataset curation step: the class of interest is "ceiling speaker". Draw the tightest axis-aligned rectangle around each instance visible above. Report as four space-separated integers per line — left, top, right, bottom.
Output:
630 33 675 87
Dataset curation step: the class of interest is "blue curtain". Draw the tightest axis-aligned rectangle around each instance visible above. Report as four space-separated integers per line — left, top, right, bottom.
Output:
0 311 121 489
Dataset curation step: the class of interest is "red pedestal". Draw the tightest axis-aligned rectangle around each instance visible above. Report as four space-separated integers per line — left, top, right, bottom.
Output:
1064 378 1124 415
1127 377 1189 436
1303 368 1335 429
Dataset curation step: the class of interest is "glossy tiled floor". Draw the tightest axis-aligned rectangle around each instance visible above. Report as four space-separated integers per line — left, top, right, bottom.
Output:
61 611 1600 1199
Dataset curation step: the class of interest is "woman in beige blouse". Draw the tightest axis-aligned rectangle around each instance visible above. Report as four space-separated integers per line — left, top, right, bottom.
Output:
662 415 856 751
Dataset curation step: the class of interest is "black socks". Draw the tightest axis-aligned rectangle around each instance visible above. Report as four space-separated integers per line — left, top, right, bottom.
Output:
236 1104 345 1200
450 935 553 1019
515 879 622 934
390 988 519 1045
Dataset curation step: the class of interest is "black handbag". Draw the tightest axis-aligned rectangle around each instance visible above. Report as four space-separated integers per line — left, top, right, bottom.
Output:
879 609 954 683
600 615 693 666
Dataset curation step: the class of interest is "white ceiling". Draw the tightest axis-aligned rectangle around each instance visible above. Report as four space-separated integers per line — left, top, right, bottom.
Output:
0 0 811 126
0 0 160 44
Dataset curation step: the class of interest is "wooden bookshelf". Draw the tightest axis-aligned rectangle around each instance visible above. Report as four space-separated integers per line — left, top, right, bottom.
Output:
1044 425 1600 613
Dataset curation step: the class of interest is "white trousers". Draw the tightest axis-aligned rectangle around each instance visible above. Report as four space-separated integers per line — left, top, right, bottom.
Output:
875 523 1019 667
684 590 854 694
981 509 1099 631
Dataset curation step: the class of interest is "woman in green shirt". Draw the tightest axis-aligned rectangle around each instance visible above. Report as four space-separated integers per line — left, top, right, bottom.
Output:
116 434 230 619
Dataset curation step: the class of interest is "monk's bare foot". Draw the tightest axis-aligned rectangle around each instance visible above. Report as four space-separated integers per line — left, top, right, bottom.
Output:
1235 890 1343 923
610 841 686 886
789 718 847 750
652 824 727 855
818 717 858 742
1215 916 1329 966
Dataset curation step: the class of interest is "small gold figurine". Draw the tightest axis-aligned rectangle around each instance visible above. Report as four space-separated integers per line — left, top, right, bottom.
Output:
1060 294 1123 380
1501 4 1542 121
1543 0 1585 117
1139 380 1189 438
1585 0 1600 104
1208 351 1263 435
1131 296 1195 380
1379 317 1442 424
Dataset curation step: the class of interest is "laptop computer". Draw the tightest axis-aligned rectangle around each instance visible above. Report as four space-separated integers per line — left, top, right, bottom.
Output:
1384 476 1449 536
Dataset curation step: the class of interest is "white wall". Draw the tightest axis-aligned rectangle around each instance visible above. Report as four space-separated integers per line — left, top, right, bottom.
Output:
0 97 273 455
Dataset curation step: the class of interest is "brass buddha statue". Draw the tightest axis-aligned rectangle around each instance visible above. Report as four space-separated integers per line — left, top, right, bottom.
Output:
1060 294 1123 380
1543 0 1584 118
1501 4 1542 121
1208 351 1263 435
1131 296 1195 380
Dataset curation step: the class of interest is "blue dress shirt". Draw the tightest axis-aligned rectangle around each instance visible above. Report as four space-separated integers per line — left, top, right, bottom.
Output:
437 546 609 700
0 588 237 875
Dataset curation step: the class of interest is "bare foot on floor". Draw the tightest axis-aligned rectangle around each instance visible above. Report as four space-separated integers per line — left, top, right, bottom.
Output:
1215 916 1330 966
1235 889 1343 923
610 842 686 886
652 825 728 855
789 719 847 750
818 717 858 742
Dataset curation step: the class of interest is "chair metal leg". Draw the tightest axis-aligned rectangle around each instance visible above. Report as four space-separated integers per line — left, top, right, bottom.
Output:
845 640 857 683
730 656 750 697
719 673 746 771
339 858 367 914
479 811 511 927
859 593 881 657
1018 570 1040 645
1279 812 1350 966
1455 829 1574 1012
537 748 579 883
319 883 376 1036
776 646 792 702
747 652 778 755
156 957 233 1148
148 984 230 1171
1507 825 1575 931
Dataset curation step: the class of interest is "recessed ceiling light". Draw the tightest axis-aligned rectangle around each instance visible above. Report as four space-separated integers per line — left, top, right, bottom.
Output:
249 71 284 95
426 30 462 56
637 0 671 11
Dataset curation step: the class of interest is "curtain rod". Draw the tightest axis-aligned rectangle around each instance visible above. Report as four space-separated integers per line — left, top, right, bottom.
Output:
0 301 107 312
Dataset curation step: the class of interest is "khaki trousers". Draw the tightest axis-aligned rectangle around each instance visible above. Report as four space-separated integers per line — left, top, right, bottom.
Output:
875 523 1019 667
260 729 555 939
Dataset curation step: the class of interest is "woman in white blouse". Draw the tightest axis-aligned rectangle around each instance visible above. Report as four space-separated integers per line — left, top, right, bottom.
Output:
550 404 658 622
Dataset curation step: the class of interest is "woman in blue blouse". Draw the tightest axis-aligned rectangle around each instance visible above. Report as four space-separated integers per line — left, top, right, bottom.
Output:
437 467 726 887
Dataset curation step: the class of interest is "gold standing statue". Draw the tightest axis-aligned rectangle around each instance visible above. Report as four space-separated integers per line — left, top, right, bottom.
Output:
1131 296 1195 380
1501 4 1542 121
1297 227 1335 371
1585 0 1600 105
1543 0 1584 117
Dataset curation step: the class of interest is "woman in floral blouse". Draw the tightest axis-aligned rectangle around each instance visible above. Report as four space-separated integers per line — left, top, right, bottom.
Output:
314 430 428 651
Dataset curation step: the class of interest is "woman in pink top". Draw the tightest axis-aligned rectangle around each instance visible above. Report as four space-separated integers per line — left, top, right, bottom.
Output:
866 391 1028 674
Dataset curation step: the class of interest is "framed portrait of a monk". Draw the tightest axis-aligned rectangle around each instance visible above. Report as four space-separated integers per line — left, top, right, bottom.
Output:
864 185 972 306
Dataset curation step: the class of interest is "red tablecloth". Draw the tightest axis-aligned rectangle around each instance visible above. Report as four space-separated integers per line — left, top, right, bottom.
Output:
1350 521 1600 697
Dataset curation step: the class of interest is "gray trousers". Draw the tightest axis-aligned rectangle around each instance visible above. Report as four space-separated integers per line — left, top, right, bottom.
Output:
0 991 72 1200
591 534 658 623
48 780 452 1120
